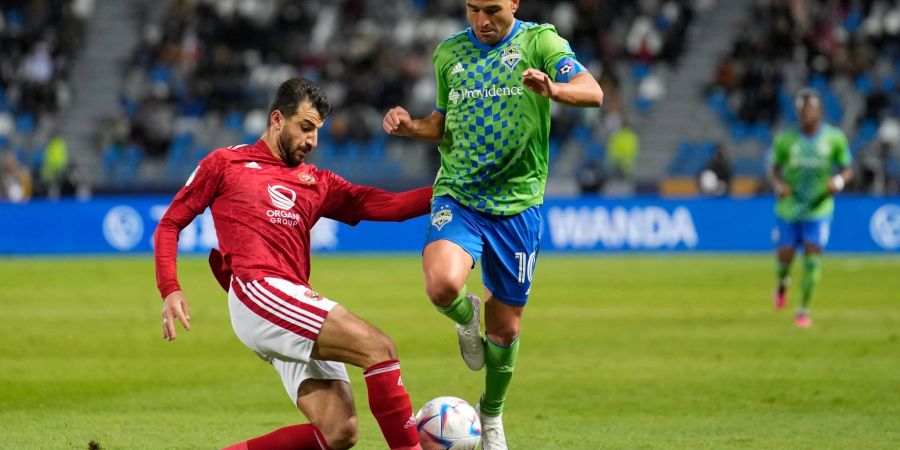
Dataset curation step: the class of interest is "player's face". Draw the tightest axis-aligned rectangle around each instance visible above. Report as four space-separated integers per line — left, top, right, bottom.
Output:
466 0 519 45
274 101 323 167
798 97 822 131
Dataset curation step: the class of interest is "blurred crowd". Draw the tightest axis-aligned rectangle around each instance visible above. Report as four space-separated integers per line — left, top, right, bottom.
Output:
105 0 705 190
707 0 900 195
0 0 93 201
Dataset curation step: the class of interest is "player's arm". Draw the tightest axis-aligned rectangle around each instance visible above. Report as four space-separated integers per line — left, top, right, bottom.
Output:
321 171 433 224
530 27 603 107
828 132 853 194
769 134 791 199
383 44 451 142
828 166 853 194
769 164 791 199
382 108 445 142
522 69 603 107
350 186 434 222
154 154 223 340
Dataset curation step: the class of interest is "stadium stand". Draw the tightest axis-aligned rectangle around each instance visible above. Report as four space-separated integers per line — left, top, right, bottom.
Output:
700 0 900 195
79 0 707 194
0 0 92 198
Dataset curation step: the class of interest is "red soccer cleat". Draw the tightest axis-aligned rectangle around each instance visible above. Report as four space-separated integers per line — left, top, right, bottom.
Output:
774 285 787 309
794 314 812 328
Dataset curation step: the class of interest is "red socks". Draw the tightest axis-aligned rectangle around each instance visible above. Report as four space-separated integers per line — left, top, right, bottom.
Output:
223 360 420 450
222 423 330 450
363 359 421 450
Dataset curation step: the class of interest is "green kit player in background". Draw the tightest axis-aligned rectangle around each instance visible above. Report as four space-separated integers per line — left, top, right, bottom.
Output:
382 0 603 448
770 88 853 329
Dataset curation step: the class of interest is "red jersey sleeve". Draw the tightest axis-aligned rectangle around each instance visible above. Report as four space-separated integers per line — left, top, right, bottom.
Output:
154 152 225 299
319 171 432 225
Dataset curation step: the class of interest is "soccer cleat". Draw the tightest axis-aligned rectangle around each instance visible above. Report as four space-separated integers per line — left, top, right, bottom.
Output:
476 404 507 450
774 285 787 309
455 293 485 371
794 314 812 328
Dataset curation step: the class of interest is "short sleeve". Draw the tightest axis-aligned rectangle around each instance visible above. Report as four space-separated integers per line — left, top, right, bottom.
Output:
772 133 789 168
833 130 852 167
434 46 450 114
535 26 586 83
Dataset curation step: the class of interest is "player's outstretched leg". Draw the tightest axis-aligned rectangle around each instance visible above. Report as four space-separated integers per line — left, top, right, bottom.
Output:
424 240 485 370
775 246 794 309
314 305 422 450
222 424 332 450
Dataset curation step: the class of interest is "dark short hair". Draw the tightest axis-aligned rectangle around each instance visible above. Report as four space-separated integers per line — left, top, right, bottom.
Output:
269 78 332 122
794 87 821 109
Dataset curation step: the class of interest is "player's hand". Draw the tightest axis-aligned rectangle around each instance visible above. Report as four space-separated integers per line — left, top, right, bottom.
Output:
383 106 414 137
774 181 792 199
162 290 191 341
522 68 559 99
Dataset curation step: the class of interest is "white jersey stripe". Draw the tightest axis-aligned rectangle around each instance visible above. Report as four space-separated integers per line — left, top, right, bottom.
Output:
251 281 326 324
236 278 321 335
244 281 324 332
364 363 401 378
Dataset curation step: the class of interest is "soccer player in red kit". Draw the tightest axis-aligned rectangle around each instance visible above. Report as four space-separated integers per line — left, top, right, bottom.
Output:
154 78 429 450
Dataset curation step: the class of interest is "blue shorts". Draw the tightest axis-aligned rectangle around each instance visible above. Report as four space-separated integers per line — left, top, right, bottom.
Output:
774 218 831 249
424 196 542 307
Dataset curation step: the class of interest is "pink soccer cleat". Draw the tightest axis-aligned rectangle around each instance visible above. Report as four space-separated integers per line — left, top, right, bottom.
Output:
794 314 812 328
774 285 787 309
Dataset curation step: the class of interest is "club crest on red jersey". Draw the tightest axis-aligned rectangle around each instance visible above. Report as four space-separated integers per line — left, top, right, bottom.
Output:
298 173 317 184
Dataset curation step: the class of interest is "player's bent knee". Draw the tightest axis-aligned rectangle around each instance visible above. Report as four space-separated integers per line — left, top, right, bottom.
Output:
321 417 359 450
424 279 462 307
369 331 398 363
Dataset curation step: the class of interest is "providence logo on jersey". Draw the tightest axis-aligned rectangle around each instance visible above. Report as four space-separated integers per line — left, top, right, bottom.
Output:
449 84 524 105
266 184 300 226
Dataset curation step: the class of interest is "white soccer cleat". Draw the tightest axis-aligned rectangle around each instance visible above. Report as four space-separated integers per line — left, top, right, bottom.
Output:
476 403 507 450
455 293 485 371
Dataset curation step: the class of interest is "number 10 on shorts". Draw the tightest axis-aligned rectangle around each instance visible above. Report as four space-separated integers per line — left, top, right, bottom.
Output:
515 251 536 284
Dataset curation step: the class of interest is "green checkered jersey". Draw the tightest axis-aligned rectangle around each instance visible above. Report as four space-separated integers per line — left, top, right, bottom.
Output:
772 124 851 221
432 20 586 215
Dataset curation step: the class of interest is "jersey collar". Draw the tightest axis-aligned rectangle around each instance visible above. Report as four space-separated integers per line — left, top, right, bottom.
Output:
467 19 521 52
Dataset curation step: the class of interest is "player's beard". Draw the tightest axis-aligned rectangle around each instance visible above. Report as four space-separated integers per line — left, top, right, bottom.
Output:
277 129 305 167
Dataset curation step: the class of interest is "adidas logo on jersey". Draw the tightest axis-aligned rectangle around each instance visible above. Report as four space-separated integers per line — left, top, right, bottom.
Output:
451 62 465 75
245 162 261 169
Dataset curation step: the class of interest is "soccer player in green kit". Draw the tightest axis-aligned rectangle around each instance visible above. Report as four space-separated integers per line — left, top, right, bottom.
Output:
770 88 853 328
382 1 603 448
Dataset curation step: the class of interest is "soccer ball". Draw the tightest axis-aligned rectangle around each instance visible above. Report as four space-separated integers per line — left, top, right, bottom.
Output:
415 396 481 450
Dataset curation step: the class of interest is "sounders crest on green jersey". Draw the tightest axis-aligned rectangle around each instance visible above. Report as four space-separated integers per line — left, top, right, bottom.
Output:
501 44 522 71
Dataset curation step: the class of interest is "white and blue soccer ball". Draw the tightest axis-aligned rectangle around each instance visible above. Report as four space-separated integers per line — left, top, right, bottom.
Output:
415 396 482 450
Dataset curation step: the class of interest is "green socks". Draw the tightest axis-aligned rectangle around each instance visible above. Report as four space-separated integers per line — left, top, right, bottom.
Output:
435 286 473 326
480 336 519 417
777 261 791 285
801 253 822 310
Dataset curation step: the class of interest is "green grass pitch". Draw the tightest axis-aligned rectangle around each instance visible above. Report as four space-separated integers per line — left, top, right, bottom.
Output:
1 254 899 449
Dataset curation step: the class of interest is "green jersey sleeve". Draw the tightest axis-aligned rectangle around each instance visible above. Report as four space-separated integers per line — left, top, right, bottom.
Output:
533 26 585 82
832 129 851 167
773 132 790 167
433 45 451 113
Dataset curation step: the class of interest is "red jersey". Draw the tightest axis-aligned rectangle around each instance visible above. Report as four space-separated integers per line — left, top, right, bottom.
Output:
155 139 432 299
